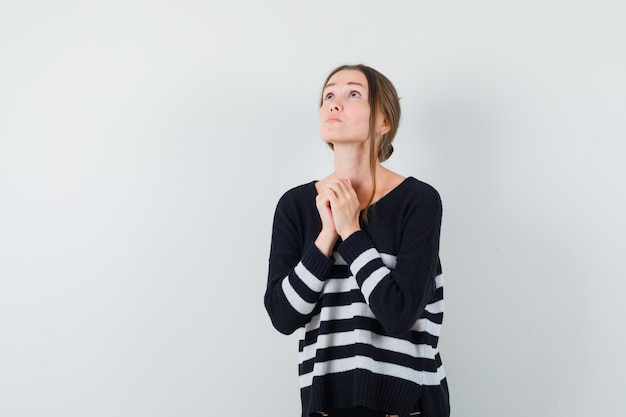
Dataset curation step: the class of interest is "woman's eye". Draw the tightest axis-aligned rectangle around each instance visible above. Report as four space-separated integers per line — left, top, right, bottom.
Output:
324 93 334 100
349 91 361 98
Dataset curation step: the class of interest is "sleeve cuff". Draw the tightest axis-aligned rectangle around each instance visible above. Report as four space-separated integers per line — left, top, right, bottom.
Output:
337 230 375 265
301 242 335 280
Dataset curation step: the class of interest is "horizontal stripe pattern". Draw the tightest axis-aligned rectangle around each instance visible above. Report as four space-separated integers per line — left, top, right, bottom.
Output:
297 248 446 390
299 329 439 363
299 355 446 388
294 262 325 293
337 251 398 269
361 265 390 302
282 261 325 315
323 277 359 293
282 276 316 315
267 178 448 416
350 250 395 303
351 248 380 273
303 303 443 343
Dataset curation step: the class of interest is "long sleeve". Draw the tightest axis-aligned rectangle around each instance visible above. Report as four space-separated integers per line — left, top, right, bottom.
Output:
337 184 442 336
264 188 334 335
268 178 449 417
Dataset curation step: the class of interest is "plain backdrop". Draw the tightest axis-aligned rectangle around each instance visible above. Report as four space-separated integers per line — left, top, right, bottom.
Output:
1 1 625 416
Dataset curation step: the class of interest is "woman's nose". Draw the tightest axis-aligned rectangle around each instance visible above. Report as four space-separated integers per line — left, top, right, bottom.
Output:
329 102 342 112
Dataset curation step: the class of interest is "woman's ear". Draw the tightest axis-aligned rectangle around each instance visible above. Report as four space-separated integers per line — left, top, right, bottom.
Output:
377 116 391 136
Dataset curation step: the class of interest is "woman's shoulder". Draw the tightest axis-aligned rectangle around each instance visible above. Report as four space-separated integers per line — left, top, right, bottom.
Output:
275 181 317 209
386 176 441 201
380 176 442 216
404 176 441 198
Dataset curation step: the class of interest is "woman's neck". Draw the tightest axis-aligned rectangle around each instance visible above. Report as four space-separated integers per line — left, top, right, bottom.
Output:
318 142 404 209
330 143 380 208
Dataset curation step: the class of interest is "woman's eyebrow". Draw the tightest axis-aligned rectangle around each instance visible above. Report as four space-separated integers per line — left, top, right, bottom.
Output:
324 82 367 89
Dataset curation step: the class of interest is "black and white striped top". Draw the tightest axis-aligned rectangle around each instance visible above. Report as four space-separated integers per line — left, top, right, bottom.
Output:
265 177 450 417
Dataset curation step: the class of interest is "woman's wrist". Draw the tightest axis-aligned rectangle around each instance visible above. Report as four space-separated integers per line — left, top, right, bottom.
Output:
315 230 338 257
339 226 361 242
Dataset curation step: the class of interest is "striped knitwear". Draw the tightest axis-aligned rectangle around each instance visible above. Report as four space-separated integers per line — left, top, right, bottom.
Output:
265 177 450 417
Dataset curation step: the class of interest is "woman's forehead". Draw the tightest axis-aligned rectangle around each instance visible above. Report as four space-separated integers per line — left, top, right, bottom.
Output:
325 69 368 89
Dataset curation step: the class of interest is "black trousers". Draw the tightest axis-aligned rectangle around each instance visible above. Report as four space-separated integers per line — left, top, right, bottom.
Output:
315 406 422 417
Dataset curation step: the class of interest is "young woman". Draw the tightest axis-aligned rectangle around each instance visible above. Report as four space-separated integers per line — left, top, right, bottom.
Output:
265 65 450 417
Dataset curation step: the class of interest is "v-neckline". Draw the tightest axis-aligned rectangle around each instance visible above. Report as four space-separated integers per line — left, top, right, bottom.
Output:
311 177 412 208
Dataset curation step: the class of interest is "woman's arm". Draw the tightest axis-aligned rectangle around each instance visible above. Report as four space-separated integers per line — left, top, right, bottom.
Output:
338 186 442 336
264 192 335 335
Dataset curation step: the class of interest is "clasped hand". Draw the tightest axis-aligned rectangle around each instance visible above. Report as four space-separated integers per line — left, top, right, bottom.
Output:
315 178 362 242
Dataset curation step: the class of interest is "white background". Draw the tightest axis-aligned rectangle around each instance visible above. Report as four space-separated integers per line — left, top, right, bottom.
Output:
1 1 625 416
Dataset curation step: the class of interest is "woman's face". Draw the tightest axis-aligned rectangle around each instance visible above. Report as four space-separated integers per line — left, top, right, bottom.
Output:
319 69 371 146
